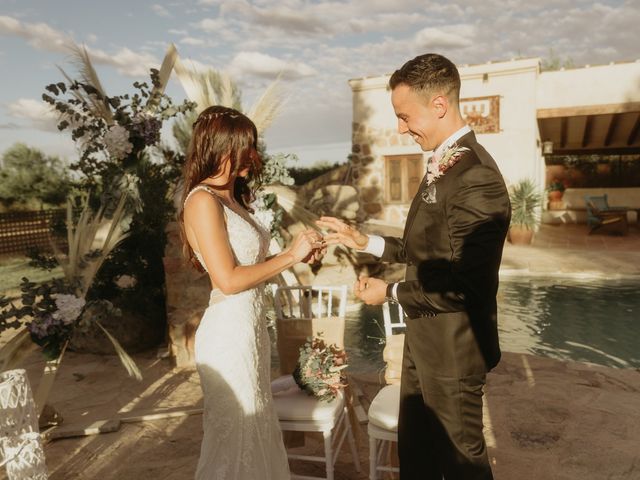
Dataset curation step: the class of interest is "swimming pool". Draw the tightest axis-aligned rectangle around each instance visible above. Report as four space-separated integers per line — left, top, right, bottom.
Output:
340 278 640 373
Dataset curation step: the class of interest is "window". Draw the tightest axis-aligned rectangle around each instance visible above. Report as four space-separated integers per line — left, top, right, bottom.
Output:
385 154 424 203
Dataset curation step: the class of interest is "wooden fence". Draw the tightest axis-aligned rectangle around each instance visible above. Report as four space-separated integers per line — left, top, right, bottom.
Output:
0 209 67 255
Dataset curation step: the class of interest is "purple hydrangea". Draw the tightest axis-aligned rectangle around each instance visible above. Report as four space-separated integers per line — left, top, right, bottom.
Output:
131 114 162 146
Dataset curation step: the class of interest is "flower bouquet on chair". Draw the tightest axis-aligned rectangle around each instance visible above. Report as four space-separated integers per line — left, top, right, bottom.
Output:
292 335 348 402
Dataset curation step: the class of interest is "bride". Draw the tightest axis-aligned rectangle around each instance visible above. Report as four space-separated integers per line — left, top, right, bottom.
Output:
180 106 323 479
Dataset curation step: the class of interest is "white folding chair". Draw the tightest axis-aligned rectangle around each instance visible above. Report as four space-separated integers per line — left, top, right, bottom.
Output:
367 301 405 480
271 285 361 480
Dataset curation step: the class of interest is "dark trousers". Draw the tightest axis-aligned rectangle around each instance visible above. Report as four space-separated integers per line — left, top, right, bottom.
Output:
398 331 493 480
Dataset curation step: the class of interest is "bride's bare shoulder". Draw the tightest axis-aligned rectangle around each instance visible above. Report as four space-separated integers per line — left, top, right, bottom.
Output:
183 189 225 222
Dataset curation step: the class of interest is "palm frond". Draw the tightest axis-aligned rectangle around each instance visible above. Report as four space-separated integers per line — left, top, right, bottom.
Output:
247 77 286 135
173 56 210 113
95 321 142 381
66 42 114 124
0 330 36 373
52 194 129 296
172 110 198 155
218 71 237 109
145 43 179 114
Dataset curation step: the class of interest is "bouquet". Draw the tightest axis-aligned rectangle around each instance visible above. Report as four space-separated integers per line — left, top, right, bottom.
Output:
292 335 348 402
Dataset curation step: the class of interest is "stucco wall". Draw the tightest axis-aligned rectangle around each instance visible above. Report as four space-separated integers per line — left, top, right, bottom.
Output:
349 58 543 225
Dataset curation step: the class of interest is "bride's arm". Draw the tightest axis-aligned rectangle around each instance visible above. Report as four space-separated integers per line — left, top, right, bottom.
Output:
184 192 316 295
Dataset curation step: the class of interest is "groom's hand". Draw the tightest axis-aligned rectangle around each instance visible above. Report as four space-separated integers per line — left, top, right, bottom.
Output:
354 275 387 305
316 216 369 251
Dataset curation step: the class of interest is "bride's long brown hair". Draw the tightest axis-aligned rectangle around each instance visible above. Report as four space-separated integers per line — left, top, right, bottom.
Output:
179 105 262 270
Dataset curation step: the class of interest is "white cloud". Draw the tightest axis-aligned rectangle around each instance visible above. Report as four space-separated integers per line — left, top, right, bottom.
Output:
6 98 59 132
152 4 171 17
228 51 316 80
180 36 206 46
348 12 427 33
178 57 214 72
169 28 188 35
86 46 159 77
0 15 159 77
414 25 476 50
0 15 71 53
195 18 227 32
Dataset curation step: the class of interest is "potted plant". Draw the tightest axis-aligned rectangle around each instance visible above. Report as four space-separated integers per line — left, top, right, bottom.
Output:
508 178 543 245
547 178 566 201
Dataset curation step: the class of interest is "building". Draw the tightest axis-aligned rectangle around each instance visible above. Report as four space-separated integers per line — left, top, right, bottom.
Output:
348 58 640 225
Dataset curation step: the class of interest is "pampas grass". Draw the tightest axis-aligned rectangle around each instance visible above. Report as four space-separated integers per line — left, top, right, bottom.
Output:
95 321 142 381
172 47 285 134
246 76 286 135
58 42 114 125
54 194 129 297
51 194 142 380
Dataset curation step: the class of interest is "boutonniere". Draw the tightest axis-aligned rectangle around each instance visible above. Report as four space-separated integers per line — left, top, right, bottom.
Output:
425 143 470 186
421 143 469 204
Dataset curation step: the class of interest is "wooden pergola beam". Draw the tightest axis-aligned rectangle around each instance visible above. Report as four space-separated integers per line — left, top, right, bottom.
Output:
537 102 640 119
582 115 593 148
560 117 568 149
628 113 640 146
604 114 619 147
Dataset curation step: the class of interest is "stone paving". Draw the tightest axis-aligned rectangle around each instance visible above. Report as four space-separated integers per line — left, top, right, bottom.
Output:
2 222 640 480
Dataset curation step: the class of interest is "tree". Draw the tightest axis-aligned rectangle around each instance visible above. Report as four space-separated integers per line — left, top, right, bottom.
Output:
0 143 71 208
540 48 575 72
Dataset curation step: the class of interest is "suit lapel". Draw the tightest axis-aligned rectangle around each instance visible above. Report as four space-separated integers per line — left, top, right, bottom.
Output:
402 167 430 247
401 131 477 247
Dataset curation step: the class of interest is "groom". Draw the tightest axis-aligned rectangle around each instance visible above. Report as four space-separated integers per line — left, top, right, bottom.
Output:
318 53 510 479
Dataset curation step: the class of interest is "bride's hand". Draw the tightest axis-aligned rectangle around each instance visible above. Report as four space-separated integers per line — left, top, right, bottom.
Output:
287 229 325 263
315 216 369 251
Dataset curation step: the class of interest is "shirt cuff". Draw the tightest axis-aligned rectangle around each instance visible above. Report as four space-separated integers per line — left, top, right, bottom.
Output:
362 234 385 257
391 282 399 301
385 282 399 303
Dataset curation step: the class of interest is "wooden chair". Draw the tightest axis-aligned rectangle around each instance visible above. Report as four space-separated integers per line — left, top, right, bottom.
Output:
367 301 406 479
584 194 628 235
271 285 360 480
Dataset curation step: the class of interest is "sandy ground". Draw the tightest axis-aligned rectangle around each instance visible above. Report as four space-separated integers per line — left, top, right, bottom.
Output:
2 223 640 479
2 347 639 480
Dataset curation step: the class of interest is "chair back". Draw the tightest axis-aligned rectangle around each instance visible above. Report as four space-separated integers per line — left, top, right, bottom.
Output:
381 302 406 337
274 285 348 375
584 194 610 227
381 301 406 385
585 194 610 212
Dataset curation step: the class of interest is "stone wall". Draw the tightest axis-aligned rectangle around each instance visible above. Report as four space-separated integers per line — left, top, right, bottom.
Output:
350 121 421 225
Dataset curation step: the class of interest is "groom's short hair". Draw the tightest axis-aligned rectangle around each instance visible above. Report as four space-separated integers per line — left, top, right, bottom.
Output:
389 53 461 104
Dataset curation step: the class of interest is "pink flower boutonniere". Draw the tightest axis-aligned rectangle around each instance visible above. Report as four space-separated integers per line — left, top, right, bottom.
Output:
425 143 470 186
421 143 470 204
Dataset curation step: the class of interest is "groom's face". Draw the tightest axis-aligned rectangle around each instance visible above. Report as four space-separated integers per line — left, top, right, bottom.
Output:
391 84 441 152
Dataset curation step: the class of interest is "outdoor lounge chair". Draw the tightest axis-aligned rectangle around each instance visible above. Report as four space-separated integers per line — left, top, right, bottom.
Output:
584 194 628 235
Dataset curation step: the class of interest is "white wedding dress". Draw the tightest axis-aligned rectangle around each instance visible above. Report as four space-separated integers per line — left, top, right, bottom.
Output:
184 185 290 480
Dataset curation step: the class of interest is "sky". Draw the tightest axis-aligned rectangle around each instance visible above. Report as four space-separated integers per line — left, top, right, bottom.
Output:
0 0 638 167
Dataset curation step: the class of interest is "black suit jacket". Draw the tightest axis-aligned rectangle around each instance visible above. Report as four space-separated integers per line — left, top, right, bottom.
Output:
381 131 511 376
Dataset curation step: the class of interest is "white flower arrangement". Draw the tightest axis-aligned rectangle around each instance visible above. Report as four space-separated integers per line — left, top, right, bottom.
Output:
103 124 134 160
52 294 86 326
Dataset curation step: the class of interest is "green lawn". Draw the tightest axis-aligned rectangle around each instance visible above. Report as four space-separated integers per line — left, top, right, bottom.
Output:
0 255 63 298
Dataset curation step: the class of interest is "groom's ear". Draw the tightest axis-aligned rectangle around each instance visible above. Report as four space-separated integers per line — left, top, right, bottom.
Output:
432 94 448 119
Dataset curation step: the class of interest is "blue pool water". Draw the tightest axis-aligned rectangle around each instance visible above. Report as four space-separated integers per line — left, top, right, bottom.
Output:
341 278 640 373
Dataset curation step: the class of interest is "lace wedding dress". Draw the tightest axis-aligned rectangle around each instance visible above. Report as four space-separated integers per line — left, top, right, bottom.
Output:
184 185 290 480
